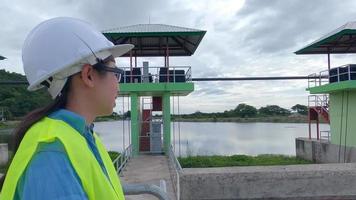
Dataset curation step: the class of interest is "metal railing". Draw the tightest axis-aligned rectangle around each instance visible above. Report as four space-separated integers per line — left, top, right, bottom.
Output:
308 64 356 89
112 144 132 174
168 144 182 200
308 94 329 111
320 130 331 141
329 64 356 84
120 66 192 84
308 70 329 88
308 94 330 140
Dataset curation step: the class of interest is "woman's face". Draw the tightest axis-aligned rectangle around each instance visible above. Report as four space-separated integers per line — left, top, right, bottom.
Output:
93 60 119 116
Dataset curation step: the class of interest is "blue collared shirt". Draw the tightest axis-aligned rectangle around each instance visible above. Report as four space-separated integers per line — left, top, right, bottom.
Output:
14 109 109 200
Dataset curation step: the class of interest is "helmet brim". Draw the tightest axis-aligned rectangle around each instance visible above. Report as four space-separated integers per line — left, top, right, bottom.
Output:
107 44 134 58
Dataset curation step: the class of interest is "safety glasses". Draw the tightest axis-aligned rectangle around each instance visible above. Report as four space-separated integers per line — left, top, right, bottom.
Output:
92 60 124 82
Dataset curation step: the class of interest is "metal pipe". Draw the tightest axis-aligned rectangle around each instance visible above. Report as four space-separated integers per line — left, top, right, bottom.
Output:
192 76 328 81
177 96 181 157
166 37 169 83
172 96 176 154
123 183 171 200
0 76 328 85
328 52 331 75
316 117 320 140
308 108 311 139
122 97 125 152
127 96 131 146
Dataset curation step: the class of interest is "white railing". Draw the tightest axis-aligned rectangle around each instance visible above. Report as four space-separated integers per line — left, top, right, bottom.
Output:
308 94 329 111
308 95 331 140
168 144 182 200
320 130 331 141
308 70 329 88
120 66 192 83
309 64 356 89
112 144 132 174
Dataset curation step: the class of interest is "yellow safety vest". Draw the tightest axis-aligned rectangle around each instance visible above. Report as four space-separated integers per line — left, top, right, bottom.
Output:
0 117 125 200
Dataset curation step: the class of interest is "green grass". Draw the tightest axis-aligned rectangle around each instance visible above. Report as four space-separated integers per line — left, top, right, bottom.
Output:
178 154 313 168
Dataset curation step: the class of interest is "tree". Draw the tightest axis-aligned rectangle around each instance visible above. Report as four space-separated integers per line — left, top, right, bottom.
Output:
0 69 51 118
291 104 308 115
233 103 257 118
258 105 290 116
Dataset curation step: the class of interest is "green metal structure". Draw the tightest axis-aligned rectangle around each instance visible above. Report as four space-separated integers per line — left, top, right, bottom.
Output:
296 21 356 147
103 24 205 156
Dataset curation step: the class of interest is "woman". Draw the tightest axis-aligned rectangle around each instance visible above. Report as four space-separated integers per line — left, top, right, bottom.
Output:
0 17 133 200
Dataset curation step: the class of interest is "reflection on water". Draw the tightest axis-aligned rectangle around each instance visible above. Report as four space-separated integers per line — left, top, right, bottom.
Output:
94 121 330 157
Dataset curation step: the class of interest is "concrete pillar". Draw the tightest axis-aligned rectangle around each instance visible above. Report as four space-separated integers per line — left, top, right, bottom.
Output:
162 92 171 155
130 93 140 156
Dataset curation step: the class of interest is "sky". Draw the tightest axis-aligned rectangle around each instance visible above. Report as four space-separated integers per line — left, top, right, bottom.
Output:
1 0 356 114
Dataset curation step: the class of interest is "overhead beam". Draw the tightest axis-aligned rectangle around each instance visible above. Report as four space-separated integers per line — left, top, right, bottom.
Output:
0 76 328 85
172 36 193 55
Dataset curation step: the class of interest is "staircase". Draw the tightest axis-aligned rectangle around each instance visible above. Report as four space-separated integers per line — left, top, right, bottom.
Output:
309 106 330 123
308 95 330 140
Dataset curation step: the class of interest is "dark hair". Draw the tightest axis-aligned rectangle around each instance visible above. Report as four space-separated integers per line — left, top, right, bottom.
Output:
0 77 72 189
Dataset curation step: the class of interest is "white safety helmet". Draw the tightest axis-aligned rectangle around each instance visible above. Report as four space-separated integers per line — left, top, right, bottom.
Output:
22 17 134 99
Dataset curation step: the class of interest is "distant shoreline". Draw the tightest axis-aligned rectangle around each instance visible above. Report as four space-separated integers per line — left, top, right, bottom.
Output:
0 115 329 129
172 115 316 123
95 115 329 124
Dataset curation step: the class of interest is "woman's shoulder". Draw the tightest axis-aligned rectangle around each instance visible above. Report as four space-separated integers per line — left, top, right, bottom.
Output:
15 139 88 199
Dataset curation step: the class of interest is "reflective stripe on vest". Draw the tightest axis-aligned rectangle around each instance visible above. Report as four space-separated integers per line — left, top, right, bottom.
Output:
0 117 124 200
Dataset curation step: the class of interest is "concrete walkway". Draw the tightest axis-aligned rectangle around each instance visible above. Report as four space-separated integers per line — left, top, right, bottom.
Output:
120 155 176 200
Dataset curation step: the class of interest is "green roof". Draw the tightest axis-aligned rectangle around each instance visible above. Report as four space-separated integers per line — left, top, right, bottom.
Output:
0 55 6 60
102 24 206 57
295 21 356 54
103 24 204 35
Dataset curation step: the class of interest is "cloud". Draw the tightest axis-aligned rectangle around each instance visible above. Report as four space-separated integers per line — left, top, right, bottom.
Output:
1 0 356 113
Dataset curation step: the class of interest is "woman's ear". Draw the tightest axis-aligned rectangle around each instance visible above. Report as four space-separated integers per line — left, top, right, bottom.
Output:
80 64 95 88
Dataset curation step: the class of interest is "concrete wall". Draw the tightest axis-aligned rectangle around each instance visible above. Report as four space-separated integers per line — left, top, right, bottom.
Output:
296 137 356 163
330 91 356 147
179 163 356 200
0 143 8 166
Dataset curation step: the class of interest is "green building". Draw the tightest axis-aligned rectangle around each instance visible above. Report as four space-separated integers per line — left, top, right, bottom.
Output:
296 21 356 147
103 24 206 156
